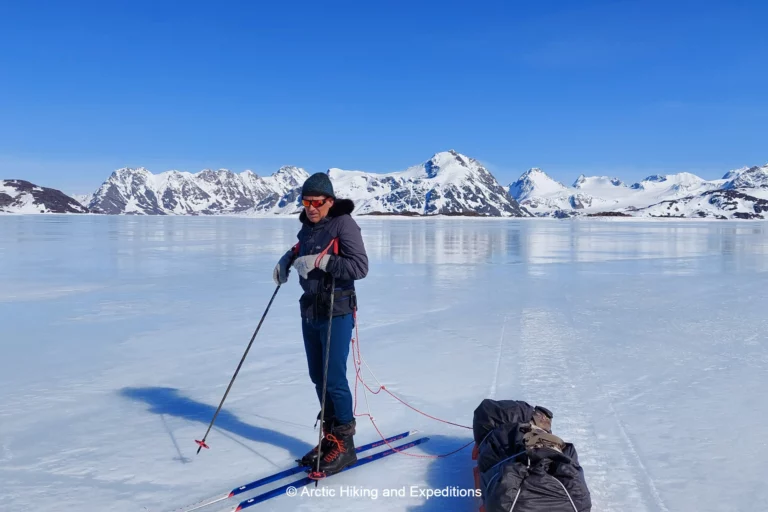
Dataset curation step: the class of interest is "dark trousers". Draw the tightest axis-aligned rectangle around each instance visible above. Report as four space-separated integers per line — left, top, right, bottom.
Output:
302 313 354 426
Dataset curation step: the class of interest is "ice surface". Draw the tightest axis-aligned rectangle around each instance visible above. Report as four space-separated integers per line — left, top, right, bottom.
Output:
1 216 768 512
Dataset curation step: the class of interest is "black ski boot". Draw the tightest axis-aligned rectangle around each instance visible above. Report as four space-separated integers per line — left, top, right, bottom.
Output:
317 420 357 476
297 415 336 467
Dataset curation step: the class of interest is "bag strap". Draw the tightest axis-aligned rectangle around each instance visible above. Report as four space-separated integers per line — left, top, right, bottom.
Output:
315 237 339 267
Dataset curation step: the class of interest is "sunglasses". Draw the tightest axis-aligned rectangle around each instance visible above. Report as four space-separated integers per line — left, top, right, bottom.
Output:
301 198 330 208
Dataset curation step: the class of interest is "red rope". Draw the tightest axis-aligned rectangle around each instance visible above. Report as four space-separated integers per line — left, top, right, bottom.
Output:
350 310 473 459
315 238 339 268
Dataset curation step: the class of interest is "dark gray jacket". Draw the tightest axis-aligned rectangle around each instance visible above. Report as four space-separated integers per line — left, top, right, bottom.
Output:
286 199 368 320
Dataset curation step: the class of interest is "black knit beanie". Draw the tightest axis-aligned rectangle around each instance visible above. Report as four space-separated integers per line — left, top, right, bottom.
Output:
301 172 335 198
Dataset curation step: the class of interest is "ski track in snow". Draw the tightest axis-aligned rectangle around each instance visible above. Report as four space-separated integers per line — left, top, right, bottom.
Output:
488 314 508 399
561 299 672 512
515 308 652 512
606 399 670 512
1 441 12 463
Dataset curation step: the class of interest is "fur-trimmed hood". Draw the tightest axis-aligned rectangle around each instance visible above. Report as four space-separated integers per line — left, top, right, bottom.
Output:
299 198 355 225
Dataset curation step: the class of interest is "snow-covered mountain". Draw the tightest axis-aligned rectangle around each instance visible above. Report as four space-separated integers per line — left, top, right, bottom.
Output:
11 156 768 219
722 165 768 190
508 169 618 212
87 166 309 215
510 165 768 219
329 150 527 217
0 180 87 214
635 189 768 219
82 151 528 217
72 193 93 208
508 168 569 204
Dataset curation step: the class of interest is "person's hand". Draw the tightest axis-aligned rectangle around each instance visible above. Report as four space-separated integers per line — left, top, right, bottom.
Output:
292 254 331 279
273 251 295 285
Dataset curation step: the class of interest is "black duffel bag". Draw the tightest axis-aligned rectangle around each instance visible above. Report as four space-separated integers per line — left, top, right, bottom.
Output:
473 399 591 512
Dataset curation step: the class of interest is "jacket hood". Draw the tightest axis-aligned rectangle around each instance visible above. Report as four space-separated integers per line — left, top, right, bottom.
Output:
299 198 355 224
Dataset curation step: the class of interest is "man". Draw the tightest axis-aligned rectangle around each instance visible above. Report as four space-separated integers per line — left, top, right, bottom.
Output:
272 172 368 476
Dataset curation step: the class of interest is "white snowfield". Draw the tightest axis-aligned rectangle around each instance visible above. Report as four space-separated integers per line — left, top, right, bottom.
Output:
509 164 768 219
1 216 768 512
0 185 42 214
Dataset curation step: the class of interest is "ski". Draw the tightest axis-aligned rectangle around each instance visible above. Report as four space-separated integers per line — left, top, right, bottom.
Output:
233 436 431 511
176 430 416 512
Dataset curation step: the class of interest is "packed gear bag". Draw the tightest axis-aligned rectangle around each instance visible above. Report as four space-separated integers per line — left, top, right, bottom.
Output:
472 399 592 512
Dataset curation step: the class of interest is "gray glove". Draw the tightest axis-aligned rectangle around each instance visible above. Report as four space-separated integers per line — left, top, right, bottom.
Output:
273 250 295 285
292 254 331 280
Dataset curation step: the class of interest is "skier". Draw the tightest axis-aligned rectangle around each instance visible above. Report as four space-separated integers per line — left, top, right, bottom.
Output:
273 172 368 476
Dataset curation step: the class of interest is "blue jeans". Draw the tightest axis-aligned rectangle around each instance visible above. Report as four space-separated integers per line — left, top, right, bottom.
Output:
302 314 354 425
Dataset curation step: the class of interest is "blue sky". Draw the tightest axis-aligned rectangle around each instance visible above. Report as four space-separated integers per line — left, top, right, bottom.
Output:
1 0 766 193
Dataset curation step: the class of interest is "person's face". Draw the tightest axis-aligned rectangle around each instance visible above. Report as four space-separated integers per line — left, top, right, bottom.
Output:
302 195 334 223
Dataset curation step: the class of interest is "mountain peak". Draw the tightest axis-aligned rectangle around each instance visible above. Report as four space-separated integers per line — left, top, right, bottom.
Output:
630 172 707 191
573 175 624 189
723 164 768 189
326 151 525 217
0 179 87 214
276 165 304 174
722 166 753 180
422 150 485 181
197 168 236 181
273 165 308 183
112 167 151 178
521 167 548 177
434 148 465 160
509 168 567 201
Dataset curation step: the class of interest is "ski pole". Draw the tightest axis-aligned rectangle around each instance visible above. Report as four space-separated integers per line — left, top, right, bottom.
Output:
195 284 282 454
310 275 336 483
